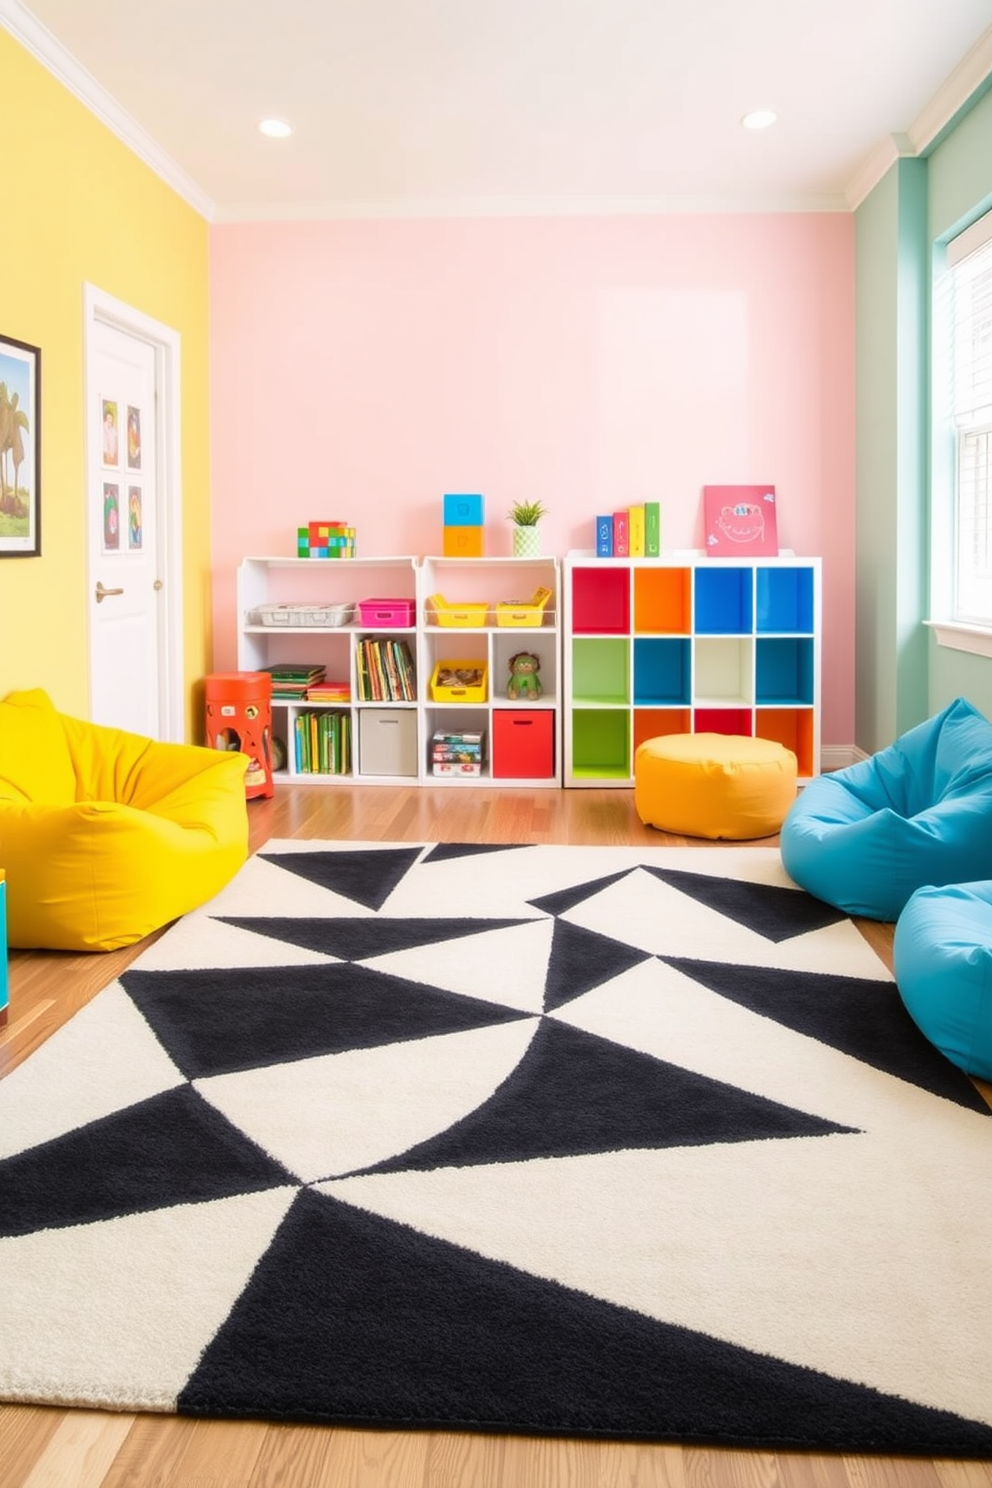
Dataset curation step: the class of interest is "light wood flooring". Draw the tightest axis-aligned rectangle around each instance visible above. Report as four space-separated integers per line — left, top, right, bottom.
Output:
2 782 990 1488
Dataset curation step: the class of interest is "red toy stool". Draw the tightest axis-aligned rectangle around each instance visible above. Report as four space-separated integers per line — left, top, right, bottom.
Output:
204 671 274 800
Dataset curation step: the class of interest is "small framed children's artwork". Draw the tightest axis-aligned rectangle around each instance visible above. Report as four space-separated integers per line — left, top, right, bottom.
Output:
102 398 119 467
703 485 779 557
103 482 121 551
128 485 143 549
0 333 41 558
126 405 142 469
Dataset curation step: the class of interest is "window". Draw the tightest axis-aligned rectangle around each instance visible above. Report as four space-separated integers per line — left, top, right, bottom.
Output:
938 211 992 640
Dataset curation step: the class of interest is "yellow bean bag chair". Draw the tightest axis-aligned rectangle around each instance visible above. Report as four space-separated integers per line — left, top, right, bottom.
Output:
0 688 251 951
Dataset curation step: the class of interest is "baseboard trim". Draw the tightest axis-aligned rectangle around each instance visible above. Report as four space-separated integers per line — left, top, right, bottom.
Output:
819 744 866 773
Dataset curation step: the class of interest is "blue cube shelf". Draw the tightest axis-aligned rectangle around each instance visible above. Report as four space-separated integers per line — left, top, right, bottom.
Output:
633 637 691 705
755 637 815 705
693 567 753 634
756 567 815 634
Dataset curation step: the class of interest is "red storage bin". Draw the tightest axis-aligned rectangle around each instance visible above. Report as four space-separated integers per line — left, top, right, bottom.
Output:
492 710 554 779
204 671 274 800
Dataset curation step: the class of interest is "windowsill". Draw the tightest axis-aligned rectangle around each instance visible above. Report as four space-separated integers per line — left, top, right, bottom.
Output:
925 620 992 659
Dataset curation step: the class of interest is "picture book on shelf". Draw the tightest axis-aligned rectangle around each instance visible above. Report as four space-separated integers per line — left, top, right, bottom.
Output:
703 485 778 557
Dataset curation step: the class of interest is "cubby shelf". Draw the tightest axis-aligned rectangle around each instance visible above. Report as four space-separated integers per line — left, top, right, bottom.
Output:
236 551 819 790
562 551 821 786
237 554 562 787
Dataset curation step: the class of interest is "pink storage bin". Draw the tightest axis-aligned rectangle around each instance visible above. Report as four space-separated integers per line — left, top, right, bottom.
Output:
357 597 416 627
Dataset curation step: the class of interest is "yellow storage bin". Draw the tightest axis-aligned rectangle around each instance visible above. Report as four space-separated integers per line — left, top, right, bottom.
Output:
426 593 490 628
430 661 488 703
495 586 553 627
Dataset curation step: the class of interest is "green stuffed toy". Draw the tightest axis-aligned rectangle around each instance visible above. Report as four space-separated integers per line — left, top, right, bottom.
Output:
507 652 542 700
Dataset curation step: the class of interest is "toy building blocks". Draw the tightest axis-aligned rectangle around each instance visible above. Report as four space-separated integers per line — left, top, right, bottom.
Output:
442 493 485 556
297 521 356 558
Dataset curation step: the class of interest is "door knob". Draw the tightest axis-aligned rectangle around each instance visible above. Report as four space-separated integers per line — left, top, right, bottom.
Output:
95 581 124 603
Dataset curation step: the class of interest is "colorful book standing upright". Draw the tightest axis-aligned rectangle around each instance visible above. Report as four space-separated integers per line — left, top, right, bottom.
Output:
628 505 645 557
645 501 661 556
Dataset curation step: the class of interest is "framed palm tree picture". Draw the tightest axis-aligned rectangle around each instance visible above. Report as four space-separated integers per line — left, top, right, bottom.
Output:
0 333 40 557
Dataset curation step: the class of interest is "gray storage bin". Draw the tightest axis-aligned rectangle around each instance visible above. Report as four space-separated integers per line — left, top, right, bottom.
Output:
358 709 418 777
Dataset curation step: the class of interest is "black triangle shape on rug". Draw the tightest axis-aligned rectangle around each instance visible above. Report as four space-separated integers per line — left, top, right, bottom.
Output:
217 915 531 961
544 920 652 1011
528 870 636 919
422 842 535 863
363 1017 856 1176
663 957 992 1114
121 963 530 1080
641 868 846 943
177 1186 992 1454
0 1085 293 1238
259 847 423 911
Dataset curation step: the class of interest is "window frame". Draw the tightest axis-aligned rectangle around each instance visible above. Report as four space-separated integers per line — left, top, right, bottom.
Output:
928 207 992 658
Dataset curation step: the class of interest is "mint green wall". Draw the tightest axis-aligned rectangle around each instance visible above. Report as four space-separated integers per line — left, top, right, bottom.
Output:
855 81 992 754
926 85 992 720
854 159 929 753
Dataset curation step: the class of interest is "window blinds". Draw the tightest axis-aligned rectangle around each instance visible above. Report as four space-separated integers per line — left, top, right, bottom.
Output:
947 210 992 626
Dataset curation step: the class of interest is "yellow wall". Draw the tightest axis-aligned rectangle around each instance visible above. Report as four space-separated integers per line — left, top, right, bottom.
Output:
0 30 210 740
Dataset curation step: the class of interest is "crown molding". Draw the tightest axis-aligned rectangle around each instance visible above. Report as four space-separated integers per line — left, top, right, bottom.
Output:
212 191 851 224
844 134 913 210
907 22 992 153
0 0 215 221
846 23 992 209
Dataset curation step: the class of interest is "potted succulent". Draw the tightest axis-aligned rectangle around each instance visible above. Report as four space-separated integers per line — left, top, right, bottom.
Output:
508 499 548 557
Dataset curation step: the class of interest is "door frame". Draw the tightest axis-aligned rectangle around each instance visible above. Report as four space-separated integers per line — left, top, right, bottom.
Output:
83 283 184 742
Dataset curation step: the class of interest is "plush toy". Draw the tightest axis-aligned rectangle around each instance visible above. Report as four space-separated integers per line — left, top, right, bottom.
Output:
507 651 542 701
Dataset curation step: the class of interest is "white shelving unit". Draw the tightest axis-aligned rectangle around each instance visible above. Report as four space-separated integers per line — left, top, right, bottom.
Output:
236 554 562 787
419 555 561 787
562 550 821 787
237 556 420 785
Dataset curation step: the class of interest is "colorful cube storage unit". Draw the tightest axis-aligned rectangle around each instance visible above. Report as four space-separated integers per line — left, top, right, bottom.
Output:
0 870 7 1024
564 553 820 785
443 493 485 557
298 521 356 559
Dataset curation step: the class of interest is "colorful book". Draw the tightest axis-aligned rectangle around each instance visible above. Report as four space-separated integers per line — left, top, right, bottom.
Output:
628 505 645 558
613 510 630 558
595 515 613 557
645 501 661 557
703 485 778 557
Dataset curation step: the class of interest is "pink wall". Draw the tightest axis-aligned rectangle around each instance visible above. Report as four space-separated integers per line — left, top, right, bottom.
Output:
210 213 855 745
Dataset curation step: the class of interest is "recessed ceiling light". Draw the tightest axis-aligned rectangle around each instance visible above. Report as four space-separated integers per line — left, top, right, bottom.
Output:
259 118 293 139
741 109 778 131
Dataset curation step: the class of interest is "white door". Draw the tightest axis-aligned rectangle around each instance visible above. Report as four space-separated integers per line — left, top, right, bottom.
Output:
85 288 183 741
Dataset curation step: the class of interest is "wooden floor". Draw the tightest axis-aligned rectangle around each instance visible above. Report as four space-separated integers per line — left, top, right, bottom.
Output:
2 783 990 1488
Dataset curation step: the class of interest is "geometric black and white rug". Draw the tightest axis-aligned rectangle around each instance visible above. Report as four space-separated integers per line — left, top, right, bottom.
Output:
2 841 992 1455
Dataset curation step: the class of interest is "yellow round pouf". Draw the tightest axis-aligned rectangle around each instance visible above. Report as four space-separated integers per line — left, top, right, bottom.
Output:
634 733 798 840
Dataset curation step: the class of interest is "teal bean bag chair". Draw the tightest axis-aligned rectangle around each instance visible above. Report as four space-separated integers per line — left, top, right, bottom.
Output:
780 697 992 921
894 880 992 1081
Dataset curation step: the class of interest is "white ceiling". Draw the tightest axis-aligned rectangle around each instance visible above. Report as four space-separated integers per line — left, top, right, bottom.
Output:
6 0 992 221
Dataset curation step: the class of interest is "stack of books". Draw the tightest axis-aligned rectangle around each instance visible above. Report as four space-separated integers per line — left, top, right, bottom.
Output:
306 678 351 703
263 663 326 701
294 710 352 775
356 638 416 702
432 730 485 777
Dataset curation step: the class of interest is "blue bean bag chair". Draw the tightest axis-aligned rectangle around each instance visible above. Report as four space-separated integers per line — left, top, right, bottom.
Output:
894 880 992 1081
780 697 992 920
